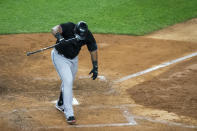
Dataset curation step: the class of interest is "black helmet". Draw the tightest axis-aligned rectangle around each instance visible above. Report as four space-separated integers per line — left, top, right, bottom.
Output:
74 21 88 40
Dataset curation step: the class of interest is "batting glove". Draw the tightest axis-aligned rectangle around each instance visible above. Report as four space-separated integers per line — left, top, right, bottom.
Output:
89 61 98 80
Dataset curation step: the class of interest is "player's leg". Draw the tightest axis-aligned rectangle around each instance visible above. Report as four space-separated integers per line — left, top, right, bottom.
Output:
51 49 64 112
58 86 63 105
58 83 63 105
51 49 75 123
56 84 64 112
61 66 74 119
71 56 78 81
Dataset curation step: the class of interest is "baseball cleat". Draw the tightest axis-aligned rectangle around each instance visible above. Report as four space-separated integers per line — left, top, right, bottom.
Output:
67 116 76 125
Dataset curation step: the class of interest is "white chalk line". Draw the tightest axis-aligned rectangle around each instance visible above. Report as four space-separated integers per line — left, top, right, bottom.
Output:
115 52 197 83
35 123 134 129
35 116 197 129
70 123 134 128
120 106 137 125
35 115 197 129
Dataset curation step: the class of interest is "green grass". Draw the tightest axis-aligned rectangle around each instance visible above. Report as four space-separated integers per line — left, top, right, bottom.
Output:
0 0 197 35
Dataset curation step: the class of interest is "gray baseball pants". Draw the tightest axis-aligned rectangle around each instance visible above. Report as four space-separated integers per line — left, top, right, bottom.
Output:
51 48 78 118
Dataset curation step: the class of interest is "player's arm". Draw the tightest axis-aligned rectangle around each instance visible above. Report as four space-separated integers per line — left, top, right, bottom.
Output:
90 50 98 63
89 49 98 80
86 31 98 80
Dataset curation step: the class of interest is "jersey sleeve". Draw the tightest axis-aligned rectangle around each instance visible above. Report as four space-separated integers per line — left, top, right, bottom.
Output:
86 31 97 52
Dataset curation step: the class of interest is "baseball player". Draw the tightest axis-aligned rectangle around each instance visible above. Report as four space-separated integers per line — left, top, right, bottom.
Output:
51 21 98 124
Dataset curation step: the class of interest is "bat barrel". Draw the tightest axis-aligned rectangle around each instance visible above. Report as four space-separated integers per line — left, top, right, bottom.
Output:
26 49 43 56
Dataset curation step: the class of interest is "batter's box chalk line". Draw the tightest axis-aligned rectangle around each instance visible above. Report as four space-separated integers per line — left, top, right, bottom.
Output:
35 115 197 129
35 116 197 129
120 106 137 125
36 123 134 129
114 51 197 83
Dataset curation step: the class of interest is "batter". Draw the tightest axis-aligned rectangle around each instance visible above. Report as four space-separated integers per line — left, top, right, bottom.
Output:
51 21 98 124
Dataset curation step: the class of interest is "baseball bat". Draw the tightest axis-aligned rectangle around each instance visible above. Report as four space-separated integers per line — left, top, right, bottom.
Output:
26 37 76 56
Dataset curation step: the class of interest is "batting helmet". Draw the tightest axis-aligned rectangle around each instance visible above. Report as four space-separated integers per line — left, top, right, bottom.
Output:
74 21 88 40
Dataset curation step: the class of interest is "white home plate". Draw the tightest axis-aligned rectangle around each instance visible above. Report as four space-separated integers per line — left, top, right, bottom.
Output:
51 97 79 105
72 98 79 105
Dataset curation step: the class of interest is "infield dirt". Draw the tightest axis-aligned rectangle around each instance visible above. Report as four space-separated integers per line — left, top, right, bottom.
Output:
0 19 197 131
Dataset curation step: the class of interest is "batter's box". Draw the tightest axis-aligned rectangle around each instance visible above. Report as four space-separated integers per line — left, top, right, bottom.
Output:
19 106 132 127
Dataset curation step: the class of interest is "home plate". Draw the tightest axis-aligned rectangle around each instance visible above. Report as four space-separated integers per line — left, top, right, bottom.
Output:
72 98 79 105
51 98 79 105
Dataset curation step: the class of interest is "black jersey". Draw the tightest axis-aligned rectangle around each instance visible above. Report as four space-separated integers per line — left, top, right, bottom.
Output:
55 22 97 59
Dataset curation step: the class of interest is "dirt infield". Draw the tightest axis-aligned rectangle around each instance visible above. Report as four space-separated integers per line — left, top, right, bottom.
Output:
0 19 197 131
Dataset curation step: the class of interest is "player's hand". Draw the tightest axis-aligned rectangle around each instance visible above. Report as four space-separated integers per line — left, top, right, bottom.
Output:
89 61 98 80
75 34 80 41
55 33 68 45
55 32 64 41
55 32 68 45
89 67 98 80
59 38 66 44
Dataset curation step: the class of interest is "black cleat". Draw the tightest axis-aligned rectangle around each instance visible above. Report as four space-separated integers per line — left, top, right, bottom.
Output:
67 116 76 125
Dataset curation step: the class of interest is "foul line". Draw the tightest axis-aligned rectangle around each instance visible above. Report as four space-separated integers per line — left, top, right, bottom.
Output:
115 52 197 83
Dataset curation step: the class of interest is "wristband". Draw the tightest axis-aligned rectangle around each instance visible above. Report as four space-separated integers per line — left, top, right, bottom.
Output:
92 61 98 69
